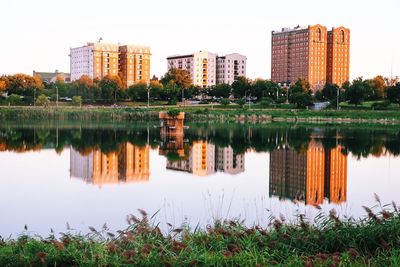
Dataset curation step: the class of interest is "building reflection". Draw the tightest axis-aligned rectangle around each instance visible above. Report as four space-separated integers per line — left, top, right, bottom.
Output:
269 142 347 205
70 143 150 185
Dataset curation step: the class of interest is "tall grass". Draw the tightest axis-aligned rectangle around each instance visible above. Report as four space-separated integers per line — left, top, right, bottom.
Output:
1 199 400 266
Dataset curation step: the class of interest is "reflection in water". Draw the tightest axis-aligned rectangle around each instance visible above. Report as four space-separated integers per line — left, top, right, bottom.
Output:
70 143 150 185
270 142 347 205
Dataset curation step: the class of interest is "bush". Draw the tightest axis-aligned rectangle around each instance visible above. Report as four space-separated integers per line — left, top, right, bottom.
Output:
167 109 180 117
167 98 178 105
72 96 83 106
236 99 246 108
259 97 272 108
8 94 21 105
36 94 50 107
220 98 230 106
371 101 390 110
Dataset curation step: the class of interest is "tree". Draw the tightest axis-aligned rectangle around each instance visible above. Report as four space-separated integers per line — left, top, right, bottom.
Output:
8 94 21 105
232 76 251 99
210 84 231 98
322 83 340 101
0 80 6 92
251 79 280 101
161 68 192 89
127 83 148 101
386 83 400 106
36 94 49 107
370 75 386 100
288 78 313 108
346 78 372 106
220 98 230 106
72 96 82 106
98 75 123 103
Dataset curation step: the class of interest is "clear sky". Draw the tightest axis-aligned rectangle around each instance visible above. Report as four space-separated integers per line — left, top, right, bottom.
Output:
1 0 399 80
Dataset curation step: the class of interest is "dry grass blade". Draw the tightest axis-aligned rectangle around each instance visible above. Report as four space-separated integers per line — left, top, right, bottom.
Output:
138 209 148 217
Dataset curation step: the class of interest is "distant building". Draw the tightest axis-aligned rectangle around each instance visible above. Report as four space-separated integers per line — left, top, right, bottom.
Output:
167 51 246 87
33 70 71 84
69 41 151 86
271 25 350 91
216 53 247 85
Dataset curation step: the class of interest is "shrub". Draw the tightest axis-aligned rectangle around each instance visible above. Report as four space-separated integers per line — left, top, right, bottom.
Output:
167 109 180 117
8 94 21 105
36 94 50 107
220 98 230 106
72 96 82 106
371 101 390 110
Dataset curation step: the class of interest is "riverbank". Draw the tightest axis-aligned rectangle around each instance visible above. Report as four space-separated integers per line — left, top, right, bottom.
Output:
0 106 400 124
1 203 399 266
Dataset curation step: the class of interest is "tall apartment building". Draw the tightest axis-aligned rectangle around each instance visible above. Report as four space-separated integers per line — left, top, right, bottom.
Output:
327 27 350 86
269 142 347 205
216 54 247 85
70 42 151 87
167 51 246 87
215 146 245 175
271 24 350 91
119 45 151 87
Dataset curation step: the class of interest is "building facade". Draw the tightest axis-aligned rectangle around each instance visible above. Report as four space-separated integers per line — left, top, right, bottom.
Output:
119 45 151 87
167 51 246 87
216 53 247 85
271 25 350 91
33 70 71 84
70 42 151 86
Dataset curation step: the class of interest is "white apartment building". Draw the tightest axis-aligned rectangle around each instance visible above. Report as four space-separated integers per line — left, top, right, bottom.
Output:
167 51 217 88
70 42 119 81
167 51 246 87
216 53 247 85
216 146 245 175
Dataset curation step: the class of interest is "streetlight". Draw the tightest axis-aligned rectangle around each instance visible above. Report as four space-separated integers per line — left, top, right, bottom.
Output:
181 88 185 107
147 82 151 109
55 85 59 108
337 87 340 110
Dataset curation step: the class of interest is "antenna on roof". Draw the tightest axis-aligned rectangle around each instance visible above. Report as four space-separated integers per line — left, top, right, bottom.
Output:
98 37 103 43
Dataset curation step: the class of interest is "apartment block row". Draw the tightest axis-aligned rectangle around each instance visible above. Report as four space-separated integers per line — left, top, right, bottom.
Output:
69 42 151 87
167 51 247 87
271 24 350 91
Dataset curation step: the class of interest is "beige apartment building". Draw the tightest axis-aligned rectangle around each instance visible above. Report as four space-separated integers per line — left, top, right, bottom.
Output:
167 51 247 87
70 41 151 87
271 25 350 91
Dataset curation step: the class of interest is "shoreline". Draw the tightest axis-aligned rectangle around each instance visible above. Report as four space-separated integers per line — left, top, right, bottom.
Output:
0 106 399 125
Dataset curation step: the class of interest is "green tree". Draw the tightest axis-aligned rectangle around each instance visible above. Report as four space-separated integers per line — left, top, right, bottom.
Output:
98 75 123 103
232 76 251 99
127 83 148 101
322 83 340 101
220 98 230 106
36 94 49 107
72 96 82 106
210 84 231 98
288 78 313 108
386 83 400 106
8 94 21 105
346 78 372 106
251 79 280 101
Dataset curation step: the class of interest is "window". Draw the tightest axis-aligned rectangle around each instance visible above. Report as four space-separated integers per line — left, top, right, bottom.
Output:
317 28 322 41
340 30 345 43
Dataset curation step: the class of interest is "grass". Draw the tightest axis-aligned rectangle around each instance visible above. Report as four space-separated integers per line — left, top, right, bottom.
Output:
1 105 400 125
2 200 400 266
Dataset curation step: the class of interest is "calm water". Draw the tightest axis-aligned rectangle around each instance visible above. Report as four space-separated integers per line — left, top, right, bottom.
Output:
0 122 399 237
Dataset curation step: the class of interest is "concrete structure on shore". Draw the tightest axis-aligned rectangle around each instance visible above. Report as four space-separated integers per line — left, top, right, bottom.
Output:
271 25 350 91
167 51 246 87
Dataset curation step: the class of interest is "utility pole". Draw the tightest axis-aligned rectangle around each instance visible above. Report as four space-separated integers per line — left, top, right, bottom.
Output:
147 82 150 109
56 85 59 108
337 87 340 110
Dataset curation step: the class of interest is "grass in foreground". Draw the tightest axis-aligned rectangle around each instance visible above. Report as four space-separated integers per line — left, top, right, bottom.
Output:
1 200 400 266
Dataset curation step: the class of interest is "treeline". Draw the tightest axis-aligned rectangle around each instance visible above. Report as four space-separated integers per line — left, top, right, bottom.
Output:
1 70 400 108
0 124 399 158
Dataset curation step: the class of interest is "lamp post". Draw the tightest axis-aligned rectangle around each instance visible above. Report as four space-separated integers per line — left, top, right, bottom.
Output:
56 85 59 108
181 88 185 107
337 87 340 110
147 82 151 109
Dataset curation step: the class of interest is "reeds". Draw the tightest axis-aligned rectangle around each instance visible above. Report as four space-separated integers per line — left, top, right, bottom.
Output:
1 199 400 266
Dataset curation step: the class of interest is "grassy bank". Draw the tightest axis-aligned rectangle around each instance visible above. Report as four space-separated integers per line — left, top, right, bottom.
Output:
0 106 400 124
1 202 400 266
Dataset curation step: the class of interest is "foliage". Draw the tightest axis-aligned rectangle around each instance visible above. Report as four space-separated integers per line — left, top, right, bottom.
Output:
127 83 148 101
0 201 400 266
231 77 251 98
251 79 280 100
346 78 373 106
236 99 246 108
291 92 313 108
210 84 231 98
72 96 82 106
370 75 386 100
99 75 123 103
7 94 21 105
36 95 49 107
219 98 230 106
167 109 180 117
386 83 400 106
259 97 272 108
161 68 192 89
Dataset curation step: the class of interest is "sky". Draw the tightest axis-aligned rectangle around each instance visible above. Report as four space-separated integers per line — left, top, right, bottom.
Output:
1 0 399 80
